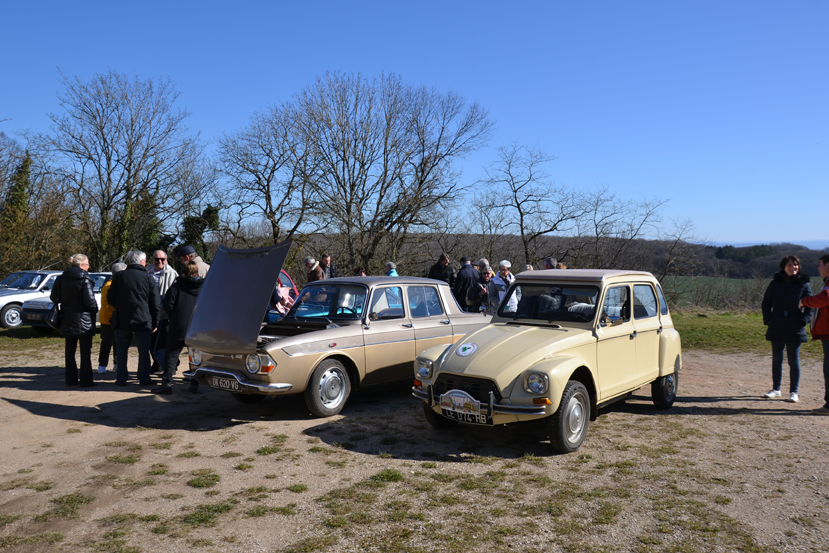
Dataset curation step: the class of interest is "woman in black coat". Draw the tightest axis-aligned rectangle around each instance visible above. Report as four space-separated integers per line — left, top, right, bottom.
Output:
761 255 812 402
50 254 99 387
153 261 203 394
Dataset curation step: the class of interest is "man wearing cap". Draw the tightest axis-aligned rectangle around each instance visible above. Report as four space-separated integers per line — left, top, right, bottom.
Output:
177 246 210 278
453 256 480 312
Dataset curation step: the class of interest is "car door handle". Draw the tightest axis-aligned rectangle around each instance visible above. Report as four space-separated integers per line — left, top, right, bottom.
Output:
402 323 413 328
440 320 451 325
630 331 637 339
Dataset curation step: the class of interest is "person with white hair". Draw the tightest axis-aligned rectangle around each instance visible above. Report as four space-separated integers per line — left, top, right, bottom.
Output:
50 253 99 387
492 260 517 311
544 257 557 270
385 262 399 277
305 256 325 283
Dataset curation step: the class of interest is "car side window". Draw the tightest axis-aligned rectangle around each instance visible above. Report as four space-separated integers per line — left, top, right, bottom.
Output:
632 285 658 319
407 286 444 318
370 286 405 320
41 276 56 291
601 285 630 323
655 284 669 315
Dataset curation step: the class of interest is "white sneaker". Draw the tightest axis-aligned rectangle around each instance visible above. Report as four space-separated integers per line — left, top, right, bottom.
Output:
763 389 781 399
787 392 799 403
97 366 107 374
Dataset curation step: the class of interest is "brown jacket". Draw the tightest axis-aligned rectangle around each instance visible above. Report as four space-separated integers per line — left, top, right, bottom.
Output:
307 261 325 283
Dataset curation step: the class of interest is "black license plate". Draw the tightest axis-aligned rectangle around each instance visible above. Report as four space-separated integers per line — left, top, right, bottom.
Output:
441 409 493 425
26 314 43 320
210 376 241 392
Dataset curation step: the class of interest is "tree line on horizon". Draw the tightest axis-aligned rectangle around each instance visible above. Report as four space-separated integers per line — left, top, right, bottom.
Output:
0 68 740 283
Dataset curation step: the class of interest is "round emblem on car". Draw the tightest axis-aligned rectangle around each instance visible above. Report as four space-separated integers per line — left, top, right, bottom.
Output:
456 343 478 357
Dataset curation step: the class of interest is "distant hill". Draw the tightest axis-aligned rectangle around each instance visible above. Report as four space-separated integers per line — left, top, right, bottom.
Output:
710 240 829 251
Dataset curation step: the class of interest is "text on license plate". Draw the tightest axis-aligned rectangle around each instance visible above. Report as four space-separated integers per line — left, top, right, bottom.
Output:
210 376 240 391
441 409 492 425
27 314 43 320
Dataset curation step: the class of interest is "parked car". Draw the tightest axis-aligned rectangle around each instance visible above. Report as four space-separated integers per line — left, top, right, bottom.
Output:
21 273 112 332
412 269 681 453
184 242 490 416
0 271 63 328
0 271 27 289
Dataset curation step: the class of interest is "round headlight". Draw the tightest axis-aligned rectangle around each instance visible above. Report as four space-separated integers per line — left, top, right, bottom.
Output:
415 358 433 379
190 348 202 365
526 373 548 394
246 353 262 374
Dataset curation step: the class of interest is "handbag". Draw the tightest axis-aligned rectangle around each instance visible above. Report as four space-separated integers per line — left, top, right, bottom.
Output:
45 303 61 330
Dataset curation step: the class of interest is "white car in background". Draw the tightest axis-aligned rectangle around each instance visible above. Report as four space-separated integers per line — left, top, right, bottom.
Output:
0 271 63 329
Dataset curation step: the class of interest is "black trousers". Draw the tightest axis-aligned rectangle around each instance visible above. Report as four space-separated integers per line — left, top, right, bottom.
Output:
161 338 185 386
65 335 93 386
98 324 116 367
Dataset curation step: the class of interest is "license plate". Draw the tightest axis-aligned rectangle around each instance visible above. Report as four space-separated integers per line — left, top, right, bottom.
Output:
440 389 492 425
26 314 43 320
210 376 240 391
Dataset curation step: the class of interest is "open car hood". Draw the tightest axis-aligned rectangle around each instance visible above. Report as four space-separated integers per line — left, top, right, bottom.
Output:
186 240 291 354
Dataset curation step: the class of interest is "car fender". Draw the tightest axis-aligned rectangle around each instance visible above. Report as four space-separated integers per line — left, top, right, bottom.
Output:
513 355 596 414
659 328 681 377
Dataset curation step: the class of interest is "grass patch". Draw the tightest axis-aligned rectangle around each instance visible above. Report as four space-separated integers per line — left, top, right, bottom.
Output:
187 470 220 488
235 463 254 471
182 501 236 526
177 451 201 458
35 493 94 520
106 454 140 464
0 532 64 547
67 428 81 434
26 481 54 491
150 442 173 450
256 445 281 455
287 484 308 493
147 463 168 475
283 534 337 552
220 451 242 458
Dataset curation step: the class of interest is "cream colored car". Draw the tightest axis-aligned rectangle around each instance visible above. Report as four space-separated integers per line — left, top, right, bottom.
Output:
412 269 681 453
184 242 489 417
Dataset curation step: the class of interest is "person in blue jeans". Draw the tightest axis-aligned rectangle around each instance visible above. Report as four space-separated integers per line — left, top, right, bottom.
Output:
761 255 812 403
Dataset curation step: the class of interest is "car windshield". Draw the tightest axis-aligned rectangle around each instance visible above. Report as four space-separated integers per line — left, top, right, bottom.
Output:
0 272 25 287
8 273 47 290
287 284 367 320
499 283 600 323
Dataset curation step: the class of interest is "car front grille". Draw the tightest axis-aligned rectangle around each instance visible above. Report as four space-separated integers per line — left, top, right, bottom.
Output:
433 374 502 404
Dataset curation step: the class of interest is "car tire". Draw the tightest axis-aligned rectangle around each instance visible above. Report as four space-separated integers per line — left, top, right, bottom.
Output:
547 381 590 454
0 304 22 329
231 393 266 404
651 371 678 410
422 401 457 429
304 359 351 417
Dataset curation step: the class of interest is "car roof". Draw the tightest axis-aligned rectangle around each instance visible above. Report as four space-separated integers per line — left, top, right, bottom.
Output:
515 269 656 283
309 276 450 287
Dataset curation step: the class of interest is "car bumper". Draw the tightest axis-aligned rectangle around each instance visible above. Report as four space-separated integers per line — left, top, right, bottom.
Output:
21 309 50 327
184 367 294 395
412 385 547 416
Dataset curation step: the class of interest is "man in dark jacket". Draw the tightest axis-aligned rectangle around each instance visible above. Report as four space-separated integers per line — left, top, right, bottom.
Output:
51 253 99 387
453 257 480 311
107 250 161 387
428 253 456 288
320 254 337 279
154 261 204 394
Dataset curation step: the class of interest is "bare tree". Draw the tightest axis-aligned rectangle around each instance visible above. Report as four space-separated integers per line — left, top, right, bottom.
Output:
42 70 205 269
478 144 585 266
293 72 492 273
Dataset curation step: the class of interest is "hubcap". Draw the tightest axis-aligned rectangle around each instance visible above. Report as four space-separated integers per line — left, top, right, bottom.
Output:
5 308 21 327
565 391 588 444
319 368 345 407
665 374 676 397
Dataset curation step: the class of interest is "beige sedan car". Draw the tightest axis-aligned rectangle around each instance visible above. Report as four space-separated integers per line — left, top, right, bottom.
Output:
412 269 681 453
185 242 489 417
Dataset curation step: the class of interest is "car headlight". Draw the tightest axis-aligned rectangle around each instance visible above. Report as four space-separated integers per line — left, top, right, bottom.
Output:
415 358 433 379
189 348 203 366
524 372 549 394
246 353 262 374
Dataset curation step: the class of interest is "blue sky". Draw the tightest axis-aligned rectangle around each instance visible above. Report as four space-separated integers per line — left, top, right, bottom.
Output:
1 1 826 246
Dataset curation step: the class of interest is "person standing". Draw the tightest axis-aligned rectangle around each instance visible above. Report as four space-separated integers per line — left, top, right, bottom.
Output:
385 262 399 277
453 257 480 311
305 256 325 283
177 245 210 278
428 253 456 288
97 263 126 374
51 254 99 387
154 261 204 395
544 257 557 270
147 250 178 373
108 250 161 387
466 265 500 314
492 260 517 311
800 254 829 415
320 254 338 279
762 256 812 403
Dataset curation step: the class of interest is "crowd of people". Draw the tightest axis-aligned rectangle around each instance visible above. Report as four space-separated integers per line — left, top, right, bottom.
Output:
48 248 829 416
51 245 208 394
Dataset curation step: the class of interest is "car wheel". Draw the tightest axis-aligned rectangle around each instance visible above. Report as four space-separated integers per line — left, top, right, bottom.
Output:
547 381 590 454
651 371 678 410
422 401 457 429
304 359 351 417
231 393 266 404
0 304 22 329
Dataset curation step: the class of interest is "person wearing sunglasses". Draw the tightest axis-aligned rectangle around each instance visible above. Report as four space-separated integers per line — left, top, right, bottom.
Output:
147 251 178 374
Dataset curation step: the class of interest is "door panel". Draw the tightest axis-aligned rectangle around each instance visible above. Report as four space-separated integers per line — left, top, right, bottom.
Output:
407 285 454 357
632 284 660 384
362 286 415 385
596 285 637 398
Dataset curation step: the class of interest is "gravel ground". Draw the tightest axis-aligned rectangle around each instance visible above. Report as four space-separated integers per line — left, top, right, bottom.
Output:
1 346 829 552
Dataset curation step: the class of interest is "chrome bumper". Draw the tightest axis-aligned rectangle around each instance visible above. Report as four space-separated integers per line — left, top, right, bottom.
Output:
412 385 547 416
184 368 293 394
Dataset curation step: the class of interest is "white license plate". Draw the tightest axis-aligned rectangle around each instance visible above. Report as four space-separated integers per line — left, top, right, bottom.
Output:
439 389 492 425
210 376 240 391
